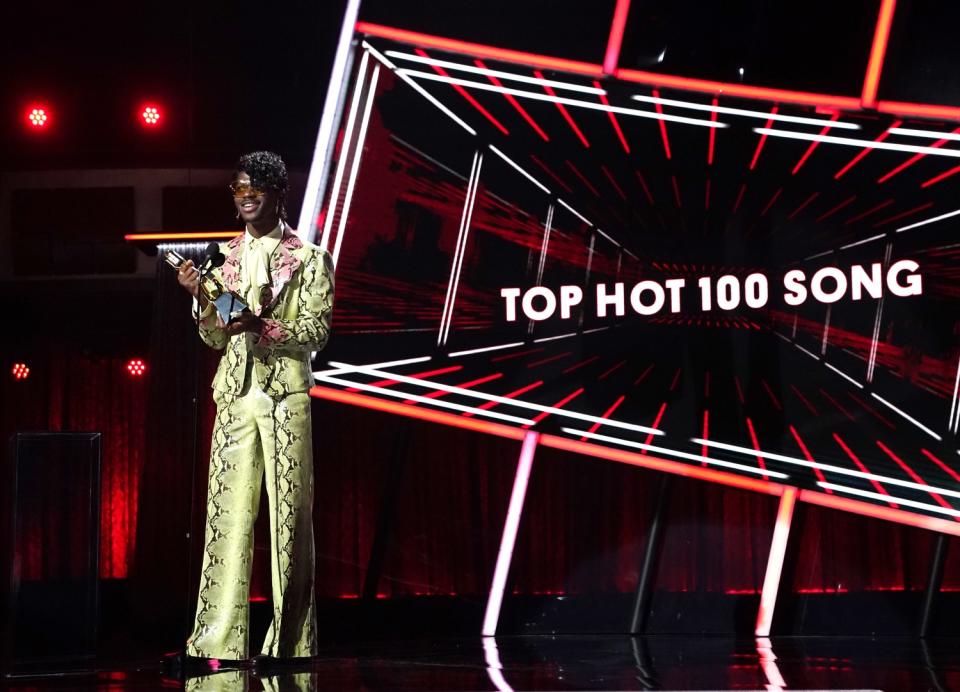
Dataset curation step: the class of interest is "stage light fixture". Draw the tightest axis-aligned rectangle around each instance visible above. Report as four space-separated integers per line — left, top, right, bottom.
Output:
140 105 161 126
126 358 147 377
12 363 30 380
26 106 49 129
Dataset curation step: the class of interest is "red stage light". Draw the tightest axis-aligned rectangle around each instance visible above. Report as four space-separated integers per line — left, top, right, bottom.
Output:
26 106 49 129
11 363 29 380
140 105 161 126
126 358 147 377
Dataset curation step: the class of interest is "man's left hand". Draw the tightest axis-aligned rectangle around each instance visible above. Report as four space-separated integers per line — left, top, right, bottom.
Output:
224 311 264 336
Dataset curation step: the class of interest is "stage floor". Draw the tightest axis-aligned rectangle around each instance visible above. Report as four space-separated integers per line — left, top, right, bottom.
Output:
3 636 959 690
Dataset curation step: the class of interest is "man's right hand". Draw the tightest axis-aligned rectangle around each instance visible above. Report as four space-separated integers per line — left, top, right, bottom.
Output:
177 260 208 306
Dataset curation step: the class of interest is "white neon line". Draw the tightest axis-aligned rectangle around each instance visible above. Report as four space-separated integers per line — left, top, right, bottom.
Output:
327 362 666 436
820 305 831 355
360 40 396 69
824 362 864 389
896 207 960 234
625 249 638 261
803 250 833 261
774 331 791 343
395 71 477 136
595 228 619 248
567 428 789 479
320 49 369 252
754 128 960 158
483 431 539 636
488 144 550 194
391 134 468 181
313 355 432 377
631 93 861 130
756 638 787 689
557 199 592 226
448 342 526 358
818 482 960 518
442 152 484 346
867 296 885 383
889 127 960 141
694 437 960 499
533 331 577 343
795 344 820 361
792 314 798 339
756 488 797 637
949 355 960 433
871 393 943 441
332 64 380 267
535 204 553 286
583 326 610 334
438 152 480 346
297 0 362 243
839 233 886 250
397 69 728 129
482 638 514 692
315 374 535 425
387 49 606 95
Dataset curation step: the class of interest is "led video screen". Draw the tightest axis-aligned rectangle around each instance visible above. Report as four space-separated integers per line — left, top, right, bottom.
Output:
310 34 960 533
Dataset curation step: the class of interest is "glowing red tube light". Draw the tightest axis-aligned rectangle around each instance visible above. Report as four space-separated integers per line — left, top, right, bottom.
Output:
535 70 590 147
477 59 549 141
861 0 898 109
416 49 510 135
749 107 779 170
603 0 632 74
594 80 631 153
652 89 672 159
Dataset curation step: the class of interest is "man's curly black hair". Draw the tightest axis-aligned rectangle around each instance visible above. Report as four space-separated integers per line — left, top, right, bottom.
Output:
236 150 289 220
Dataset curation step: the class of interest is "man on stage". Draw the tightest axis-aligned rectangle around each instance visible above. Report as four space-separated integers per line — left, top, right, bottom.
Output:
173 151 334 669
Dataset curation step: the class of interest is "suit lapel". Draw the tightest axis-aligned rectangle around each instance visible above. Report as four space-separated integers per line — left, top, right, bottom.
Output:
220 234 244 294
268 229 303 307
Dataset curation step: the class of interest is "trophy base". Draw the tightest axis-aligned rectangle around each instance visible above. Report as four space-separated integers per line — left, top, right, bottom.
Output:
213 292 249 324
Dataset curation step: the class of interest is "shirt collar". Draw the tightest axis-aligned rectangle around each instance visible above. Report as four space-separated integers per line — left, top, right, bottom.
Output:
244 221 284 246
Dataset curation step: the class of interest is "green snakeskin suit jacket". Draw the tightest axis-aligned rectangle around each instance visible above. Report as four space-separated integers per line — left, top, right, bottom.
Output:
196 229 334 398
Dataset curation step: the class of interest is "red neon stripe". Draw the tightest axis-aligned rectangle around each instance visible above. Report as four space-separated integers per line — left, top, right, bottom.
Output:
732 183 747 213
463 379 544 417
876 100 960 121
734 375 745 403
476 59 549 141
594 80 631 153
125 231 240 241
873 201 933 227
749 107 779 170
761 379 782 410
416 49 510 135
843 198 895 226
492 346 545 362
760 187 782 217
799 488 960 537
833 433 896 507
861 0 898 108
534 70 590 147
524 387 585 427
356 22 603 75
403 372 503 404
792 113 841 175
562 354 601 374
565 160 600 196
834 120 902 179
789 425 829 491
846 392 895 429
816 195 857 222
704 179 711 211
633 363 654 385
701 409 710 465
877 126 960 184
922 164 960 188
635 171 655 205
599 359 627 380
310 385 526 439
529 155 574 193
819 388 855 421
527 351 573 368
603 0 632 74
351 364 464 392
652 89 672 159
669 367 682 391
671 175 682 208
601 164 627 200
789 384 818 415
876 439 955 515
921 448 960 484
707 98 718 164
642 402 668 448
787 192 820 220
540 433 783 496
745 417 770 479
581 394 627 441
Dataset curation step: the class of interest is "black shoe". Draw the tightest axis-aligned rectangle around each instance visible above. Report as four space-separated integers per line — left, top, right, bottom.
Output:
161 649 251 679
251 654 315 675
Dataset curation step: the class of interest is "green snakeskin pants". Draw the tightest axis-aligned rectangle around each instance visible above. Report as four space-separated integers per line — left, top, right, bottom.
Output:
186 384 317 660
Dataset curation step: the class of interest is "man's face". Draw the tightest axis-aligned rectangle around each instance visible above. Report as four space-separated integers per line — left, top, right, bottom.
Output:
232 171 280 225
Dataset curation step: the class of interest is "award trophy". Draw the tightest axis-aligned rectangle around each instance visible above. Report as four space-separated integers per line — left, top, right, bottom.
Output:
164 249 249 324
